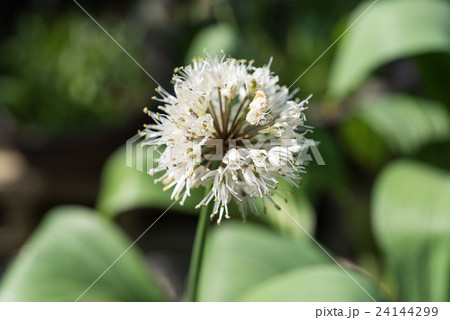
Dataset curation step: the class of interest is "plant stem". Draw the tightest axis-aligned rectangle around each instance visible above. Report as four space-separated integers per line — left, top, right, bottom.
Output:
186 186 211 302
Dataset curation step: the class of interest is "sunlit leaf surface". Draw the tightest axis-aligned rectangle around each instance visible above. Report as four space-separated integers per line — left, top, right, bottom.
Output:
328 0 450 98
198 223 381 301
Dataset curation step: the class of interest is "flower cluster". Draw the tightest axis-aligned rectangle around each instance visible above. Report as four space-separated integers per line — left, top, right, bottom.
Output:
142 54 311 223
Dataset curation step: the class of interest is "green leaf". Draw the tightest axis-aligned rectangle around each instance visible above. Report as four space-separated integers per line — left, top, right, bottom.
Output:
372 161 450 301
328 0 450 99
198 222 340 301
238 265 380 302
96 146 203 217
0 206 167 301
358 95 449 153
185 23 238 63
340 94 450 169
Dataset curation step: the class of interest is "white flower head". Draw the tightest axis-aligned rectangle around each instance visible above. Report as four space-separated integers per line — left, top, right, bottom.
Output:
142 53 311 224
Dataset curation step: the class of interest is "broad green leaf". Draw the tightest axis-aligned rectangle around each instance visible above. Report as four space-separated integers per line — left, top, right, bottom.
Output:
197 222 330 301
0 206 166 301
372 161 450 301
328 0 450 99
358 95 449 154
238 265 381 302
340 95 450 169
97 146 203 217
185 23 237 63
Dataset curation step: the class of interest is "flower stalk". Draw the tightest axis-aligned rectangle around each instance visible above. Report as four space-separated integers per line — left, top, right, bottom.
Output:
186 186 212 302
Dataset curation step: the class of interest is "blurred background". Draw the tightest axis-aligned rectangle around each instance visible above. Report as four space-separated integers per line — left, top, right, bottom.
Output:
0 0 449 301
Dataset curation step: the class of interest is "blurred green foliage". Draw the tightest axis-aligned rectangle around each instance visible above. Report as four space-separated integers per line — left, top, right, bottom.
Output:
0 0 449 302
0 13 147 135
0 206 166 301
340 94 450 170
197 222 381 302
373 161 450 301
328 0 450 99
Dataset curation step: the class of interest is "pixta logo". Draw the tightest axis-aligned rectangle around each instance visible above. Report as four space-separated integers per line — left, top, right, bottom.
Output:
126 134 325 173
